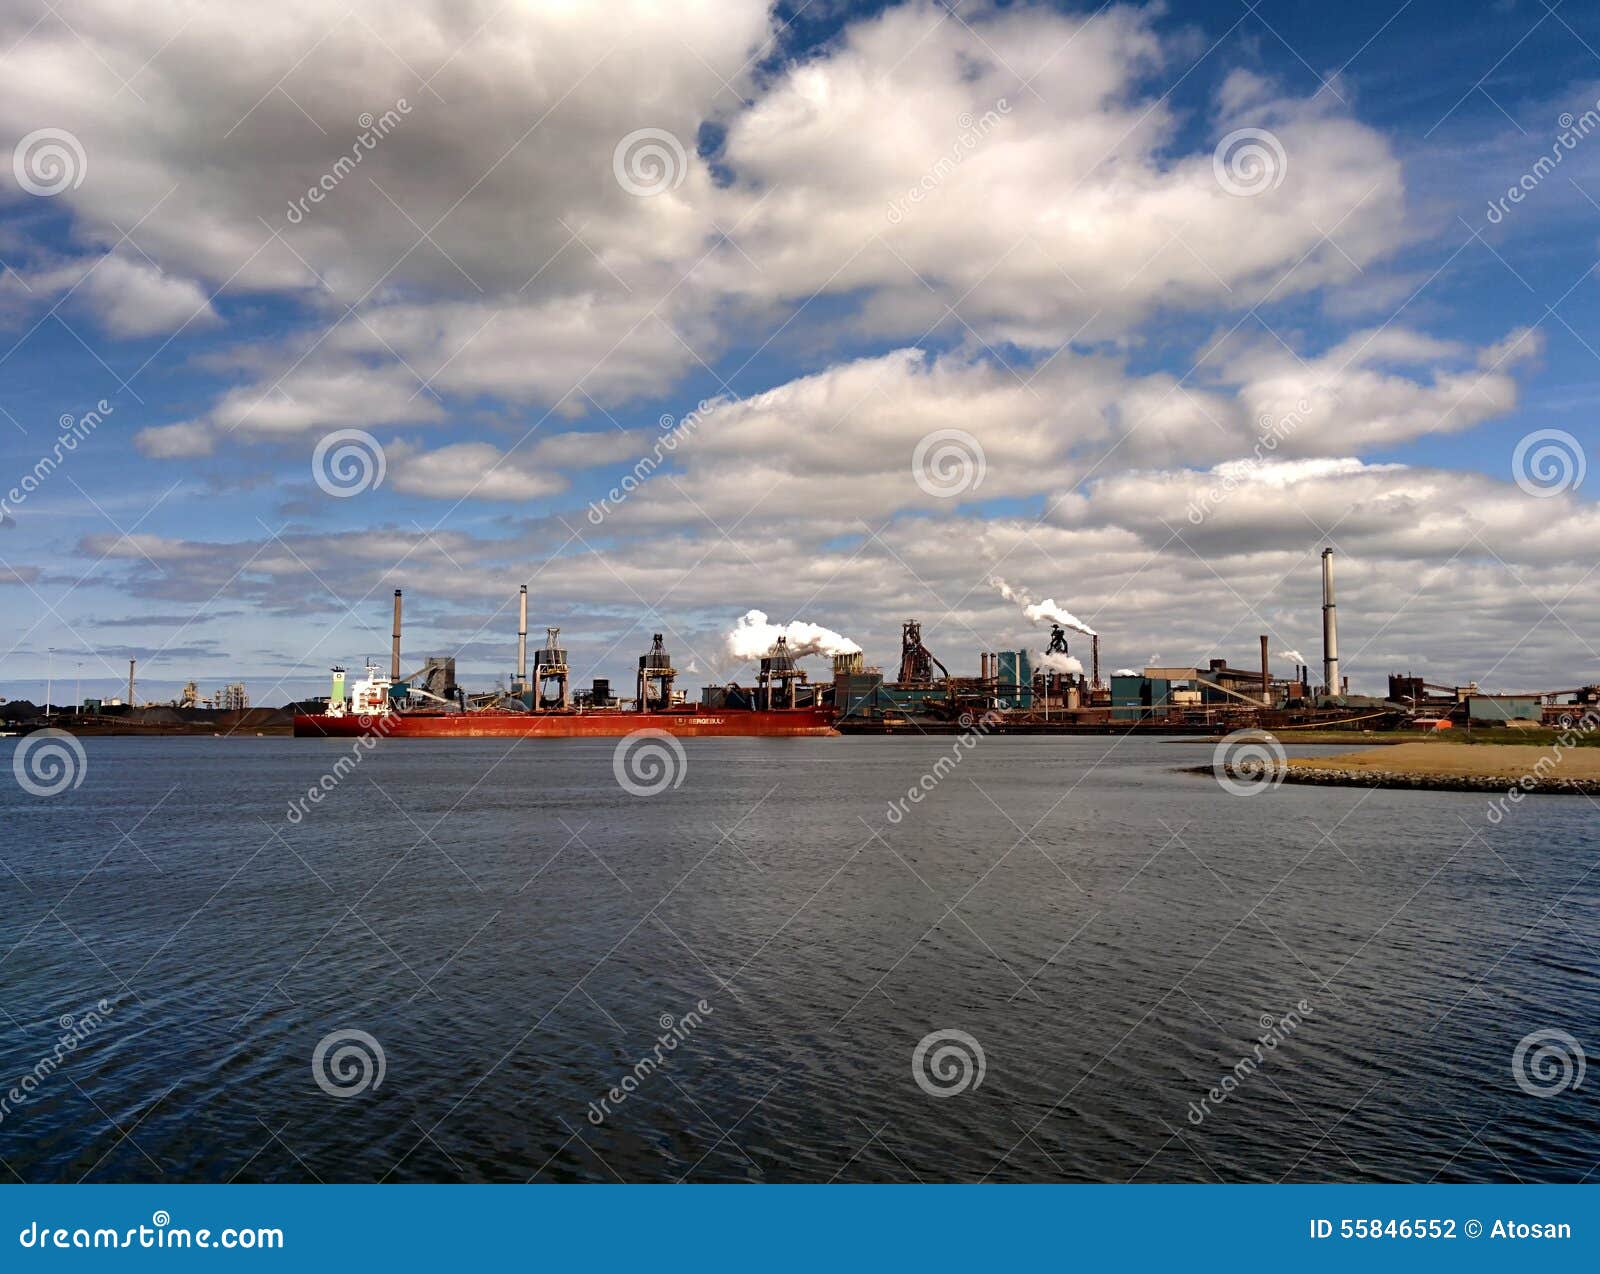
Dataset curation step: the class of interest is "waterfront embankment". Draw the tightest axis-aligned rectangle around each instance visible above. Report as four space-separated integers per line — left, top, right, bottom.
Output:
1279 741 1600 795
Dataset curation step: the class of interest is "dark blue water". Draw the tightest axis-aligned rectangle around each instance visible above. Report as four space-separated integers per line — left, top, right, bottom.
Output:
1 735 1595 1182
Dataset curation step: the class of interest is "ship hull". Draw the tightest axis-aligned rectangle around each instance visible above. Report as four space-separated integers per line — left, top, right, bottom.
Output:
293 708 837 739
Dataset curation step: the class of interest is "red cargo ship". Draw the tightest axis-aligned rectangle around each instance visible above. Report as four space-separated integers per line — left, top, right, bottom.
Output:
294 704 836 739
294 594 838 739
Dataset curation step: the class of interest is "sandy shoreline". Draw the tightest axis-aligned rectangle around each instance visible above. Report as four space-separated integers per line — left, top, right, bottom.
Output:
1287 742 1600 781
1198 741 1600 796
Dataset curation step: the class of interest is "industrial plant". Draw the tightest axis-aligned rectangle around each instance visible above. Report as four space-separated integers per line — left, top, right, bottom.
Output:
832 548 1596 733
6 547 1597 738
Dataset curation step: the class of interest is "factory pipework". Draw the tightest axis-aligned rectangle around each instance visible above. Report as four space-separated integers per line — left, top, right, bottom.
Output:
1321 548 1339 697
517 584 528 688
391 589 403 682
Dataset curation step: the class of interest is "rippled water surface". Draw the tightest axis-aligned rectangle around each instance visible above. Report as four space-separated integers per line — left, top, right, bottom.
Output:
2 735 1596 1182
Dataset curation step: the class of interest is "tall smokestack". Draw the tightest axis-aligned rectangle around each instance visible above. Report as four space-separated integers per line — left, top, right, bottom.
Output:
1321 548 1339 697
127 659 135 707
1260 635 1270 704
517 584 528 688
1092 634 1100 689
391 589 403 682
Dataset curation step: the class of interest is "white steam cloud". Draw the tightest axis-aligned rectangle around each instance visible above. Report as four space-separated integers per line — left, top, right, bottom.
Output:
1279 648 1307 666
991 576 1097 636
727 610 861 660
1036 651 1084 676
1026 600 1097 636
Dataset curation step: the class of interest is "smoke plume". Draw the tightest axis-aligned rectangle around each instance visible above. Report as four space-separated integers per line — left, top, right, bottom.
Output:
1036 651 1084 676
727 610 861 660
991 576 1097 636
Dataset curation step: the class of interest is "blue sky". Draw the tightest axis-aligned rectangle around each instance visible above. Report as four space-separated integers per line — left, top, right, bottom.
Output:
2 0 1598 703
